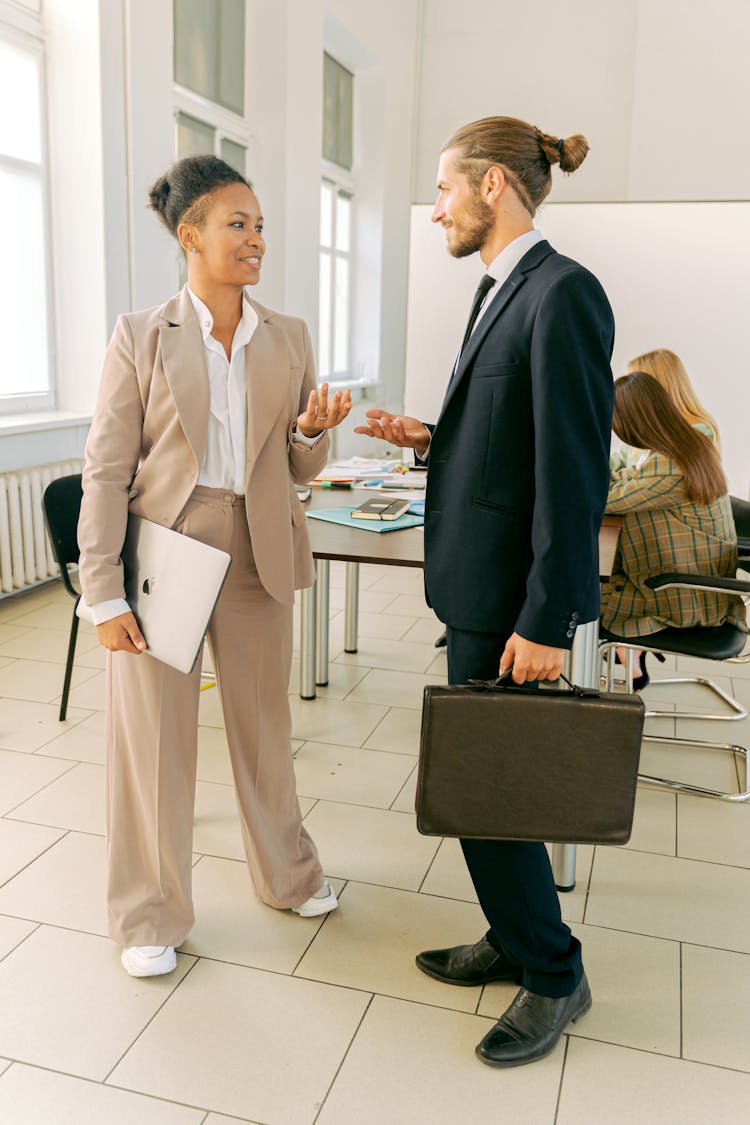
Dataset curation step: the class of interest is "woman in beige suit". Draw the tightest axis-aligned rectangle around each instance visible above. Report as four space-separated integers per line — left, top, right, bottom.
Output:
78 155 351 977
601 371 744 689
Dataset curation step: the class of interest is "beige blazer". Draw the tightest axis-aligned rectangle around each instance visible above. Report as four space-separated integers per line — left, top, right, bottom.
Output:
78 286 329 607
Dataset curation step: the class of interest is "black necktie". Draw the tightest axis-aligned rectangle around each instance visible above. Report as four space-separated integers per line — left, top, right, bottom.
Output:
459 274 496 356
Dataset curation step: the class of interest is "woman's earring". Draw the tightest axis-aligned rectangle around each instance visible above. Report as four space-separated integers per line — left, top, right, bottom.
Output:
190 247 197 254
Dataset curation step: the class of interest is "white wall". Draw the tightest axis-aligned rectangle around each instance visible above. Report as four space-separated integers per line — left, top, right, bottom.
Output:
414 0 750 205
404 202 750 499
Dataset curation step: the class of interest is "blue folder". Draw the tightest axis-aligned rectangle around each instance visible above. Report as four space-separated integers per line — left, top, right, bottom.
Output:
306 506 424 533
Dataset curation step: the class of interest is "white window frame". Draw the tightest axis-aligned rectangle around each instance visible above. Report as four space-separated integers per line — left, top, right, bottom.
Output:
173 84 251 169
0 10 56 414
319 166 355 387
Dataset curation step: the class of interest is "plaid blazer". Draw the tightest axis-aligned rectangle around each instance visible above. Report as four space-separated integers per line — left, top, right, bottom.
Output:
600 451 746 638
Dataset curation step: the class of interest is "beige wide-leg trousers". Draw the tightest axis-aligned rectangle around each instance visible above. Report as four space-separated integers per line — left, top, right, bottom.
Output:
105 486 323 947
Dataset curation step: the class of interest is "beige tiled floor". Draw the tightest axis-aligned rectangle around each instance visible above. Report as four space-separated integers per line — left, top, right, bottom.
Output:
0 573 749 1123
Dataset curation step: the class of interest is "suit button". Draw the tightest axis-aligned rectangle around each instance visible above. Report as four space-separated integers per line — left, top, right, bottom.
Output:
571 611 579 621
566 629 574 639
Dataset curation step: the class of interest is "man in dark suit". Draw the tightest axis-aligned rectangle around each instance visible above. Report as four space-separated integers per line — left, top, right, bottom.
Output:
356 116 614 1067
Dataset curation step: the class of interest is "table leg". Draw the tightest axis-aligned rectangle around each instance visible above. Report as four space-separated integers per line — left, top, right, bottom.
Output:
316 559 330 686
551 618 600 892
344 561 360 653
299 568 318 700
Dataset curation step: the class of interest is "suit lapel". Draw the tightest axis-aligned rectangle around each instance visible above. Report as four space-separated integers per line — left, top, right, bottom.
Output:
436 240 555 425
158 287 210 471
244 299 291 480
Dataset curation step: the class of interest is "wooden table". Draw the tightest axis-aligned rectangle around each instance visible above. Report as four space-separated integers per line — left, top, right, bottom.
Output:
299 488 622 892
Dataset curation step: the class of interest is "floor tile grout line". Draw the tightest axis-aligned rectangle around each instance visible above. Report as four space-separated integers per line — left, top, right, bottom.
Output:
0 759 83 819
311 993 375 1125
679 941 684 1060
0 918 41 966
0 816 105 840
388 761 418 814
553 1034 570 1124
0 827 70 892
102 954 202 1086
1 1057 218 1120
415 832 443 892
289 881 350 976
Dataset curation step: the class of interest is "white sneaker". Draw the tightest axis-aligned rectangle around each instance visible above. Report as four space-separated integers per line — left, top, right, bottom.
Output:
292 881 338 918
121 945 177 977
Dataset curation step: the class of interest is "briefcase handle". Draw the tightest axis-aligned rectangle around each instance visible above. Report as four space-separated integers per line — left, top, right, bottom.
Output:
468 670 601 699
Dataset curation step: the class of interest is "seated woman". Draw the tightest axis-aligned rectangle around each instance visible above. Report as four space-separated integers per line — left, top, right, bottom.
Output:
611 348 720 471
601 371 745 689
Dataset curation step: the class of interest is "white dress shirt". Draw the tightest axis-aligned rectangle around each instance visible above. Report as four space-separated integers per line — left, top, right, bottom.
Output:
90 288 320 625
189 287 256 494
472 228 544 333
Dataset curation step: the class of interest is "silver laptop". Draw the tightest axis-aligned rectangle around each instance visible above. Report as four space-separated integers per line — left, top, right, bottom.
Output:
78 515 231 675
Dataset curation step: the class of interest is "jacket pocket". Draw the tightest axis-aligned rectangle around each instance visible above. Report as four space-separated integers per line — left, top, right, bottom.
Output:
472 361 519 379
471 496 528 520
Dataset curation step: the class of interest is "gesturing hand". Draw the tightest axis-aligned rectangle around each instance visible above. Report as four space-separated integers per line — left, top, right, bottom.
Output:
354 410 431 456
96 612 147 655
296 383 352 438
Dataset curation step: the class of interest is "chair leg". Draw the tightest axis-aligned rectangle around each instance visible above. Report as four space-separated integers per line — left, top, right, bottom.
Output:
60 607 80 722
598 640 747 721
640 734 750 803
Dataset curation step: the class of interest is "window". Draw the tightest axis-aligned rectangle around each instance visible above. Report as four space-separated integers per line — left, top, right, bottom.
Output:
173 0 249 284
0 28 53 411
173 0 248 173
319 53 354 383
319 182 352 382
174 0 245 115
323 53 353 170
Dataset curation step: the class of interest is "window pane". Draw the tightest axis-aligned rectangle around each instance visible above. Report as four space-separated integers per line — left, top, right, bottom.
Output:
335 193 351 252
333 257 349 373
323 52 353 170
176 111 215 158
174 0 245 114
0 40 41 163
318 253 332 378
221 137 246 175
0 165 48 396
320 182 333 248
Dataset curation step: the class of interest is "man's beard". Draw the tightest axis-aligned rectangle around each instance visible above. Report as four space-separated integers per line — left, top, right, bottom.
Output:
447 193 494 259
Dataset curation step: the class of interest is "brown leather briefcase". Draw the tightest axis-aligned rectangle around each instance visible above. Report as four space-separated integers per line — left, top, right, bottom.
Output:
416 675 645 845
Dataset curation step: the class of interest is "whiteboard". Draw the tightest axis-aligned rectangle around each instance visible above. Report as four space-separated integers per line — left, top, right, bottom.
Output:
404 202 750 498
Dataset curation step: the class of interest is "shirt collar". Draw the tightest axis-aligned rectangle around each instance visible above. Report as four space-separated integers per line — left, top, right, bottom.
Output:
485 228 545 291
187 287 258 351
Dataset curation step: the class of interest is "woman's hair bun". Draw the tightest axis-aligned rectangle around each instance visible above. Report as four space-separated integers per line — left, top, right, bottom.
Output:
147 155 252 237
148 175 172 220
536 129 589 174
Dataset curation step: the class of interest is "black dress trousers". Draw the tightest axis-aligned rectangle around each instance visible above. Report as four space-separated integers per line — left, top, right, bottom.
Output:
446 625 583 999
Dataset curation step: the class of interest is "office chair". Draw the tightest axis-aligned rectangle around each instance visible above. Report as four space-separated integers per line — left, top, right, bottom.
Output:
600 560 750 802
731 496 750 572
42 473 83 721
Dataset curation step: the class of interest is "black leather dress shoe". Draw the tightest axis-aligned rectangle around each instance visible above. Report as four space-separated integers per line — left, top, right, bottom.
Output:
416 937 522 986
476 972 592 1067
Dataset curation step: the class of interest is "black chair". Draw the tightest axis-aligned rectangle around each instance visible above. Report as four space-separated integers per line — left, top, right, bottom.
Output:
731 495 750 571
599 562 750 802
42 474 83 721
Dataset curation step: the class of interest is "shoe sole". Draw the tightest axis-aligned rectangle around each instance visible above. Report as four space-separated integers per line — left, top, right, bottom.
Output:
415 958 522 988
121 956 177 978
475 994 592 1068
293 898 338 918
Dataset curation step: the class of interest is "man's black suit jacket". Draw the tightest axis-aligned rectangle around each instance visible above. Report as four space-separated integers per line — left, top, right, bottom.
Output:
423 240 615 649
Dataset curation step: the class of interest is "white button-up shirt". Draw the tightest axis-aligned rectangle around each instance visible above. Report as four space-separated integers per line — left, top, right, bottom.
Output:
188 287 257 495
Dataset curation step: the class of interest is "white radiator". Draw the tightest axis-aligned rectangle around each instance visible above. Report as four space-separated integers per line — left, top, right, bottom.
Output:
0 460 84 596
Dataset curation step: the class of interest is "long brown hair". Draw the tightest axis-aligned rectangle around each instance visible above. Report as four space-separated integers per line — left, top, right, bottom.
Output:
627 348 721 452
443 116 589 216
613 372 726 506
